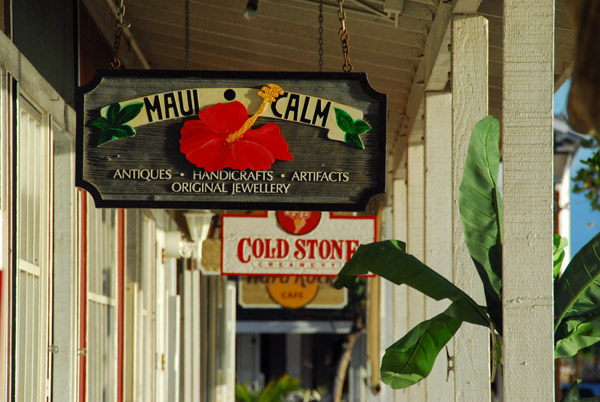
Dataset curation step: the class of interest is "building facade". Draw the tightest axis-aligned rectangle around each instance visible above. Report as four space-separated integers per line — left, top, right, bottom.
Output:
0 0 568 401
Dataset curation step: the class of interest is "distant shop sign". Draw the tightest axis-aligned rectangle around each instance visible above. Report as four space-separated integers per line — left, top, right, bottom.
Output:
221 211 376 276
76 70 386 211
239 276 347 309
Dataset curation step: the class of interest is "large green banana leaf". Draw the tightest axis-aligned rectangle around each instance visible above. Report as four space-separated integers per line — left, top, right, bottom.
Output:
555 313 600 358
555 231 600 357
554 235 569 280
334 240 490 327
559 379 600 402
459 115 503 331
380 301 464 388
560 380 582 402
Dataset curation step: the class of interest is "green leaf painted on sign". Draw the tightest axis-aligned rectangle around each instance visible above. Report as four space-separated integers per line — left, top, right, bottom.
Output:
354 120 371 135
91 102 144 147
334 107 371 149
335 107 355 134
345 133 364 150
96 125 136 146
90 116 110 130
115 102 144 126
107 103 121 122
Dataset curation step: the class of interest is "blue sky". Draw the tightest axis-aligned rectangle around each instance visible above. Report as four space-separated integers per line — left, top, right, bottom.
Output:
556 81 600 254
570 148 599 254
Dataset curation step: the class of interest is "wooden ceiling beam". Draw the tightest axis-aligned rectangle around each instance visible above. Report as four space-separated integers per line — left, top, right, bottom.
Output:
127 1 428 49
453 0 483 14
391 2 452 178
390 0 489 178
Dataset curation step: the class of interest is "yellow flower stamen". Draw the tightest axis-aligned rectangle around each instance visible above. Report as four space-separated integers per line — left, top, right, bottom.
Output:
226 83 284 143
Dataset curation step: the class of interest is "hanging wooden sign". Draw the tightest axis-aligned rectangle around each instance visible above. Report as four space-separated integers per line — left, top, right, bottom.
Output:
221 211 376 276
238 276 348 310
76 70 386 211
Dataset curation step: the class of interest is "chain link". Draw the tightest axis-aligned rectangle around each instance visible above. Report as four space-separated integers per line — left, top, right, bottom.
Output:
337 0 353 73
318 0 323 72
111 0 130 69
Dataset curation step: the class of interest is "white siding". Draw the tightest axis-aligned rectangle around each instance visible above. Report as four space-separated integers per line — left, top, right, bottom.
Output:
86 200 118 402
15 94 53 402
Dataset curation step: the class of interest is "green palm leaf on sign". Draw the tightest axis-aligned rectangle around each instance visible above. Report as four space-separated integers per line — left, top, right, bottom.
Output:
90 101 144 146
334 107 370 149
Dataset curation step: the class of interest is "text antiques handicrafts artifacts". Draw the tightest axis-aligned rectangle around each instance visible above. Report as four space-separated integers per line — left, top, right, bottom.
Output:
76 70 386 211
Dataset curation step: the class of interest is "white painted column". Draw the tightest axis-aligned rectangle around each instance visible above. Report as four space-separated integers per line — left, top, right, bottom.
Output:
558 165 571 264
392 179 409 402
378 204 398 402
406 142 426 400
182 269 193 402
451 15 490 401
424 91 454 401
502 1 555 400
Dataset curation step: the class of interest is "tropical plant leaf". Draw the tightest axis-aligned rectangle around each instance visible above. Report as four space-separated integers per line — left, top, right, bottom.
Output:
334 240 490 327
115 102 144 125
555 231 600 349
353 119 371 135
555 313 600 358
345 133 365 149
554 234 569 280
235 383 258 402
334 107 355 134
459 115 503 331
107 103 121 122
259 375 299 402
560 380 582 402
380 301 463 389
558 380 600 402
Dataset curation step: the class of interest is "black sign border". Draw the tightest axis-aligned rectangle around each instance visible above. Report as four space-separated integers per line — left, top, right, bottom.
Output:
76 69 386 211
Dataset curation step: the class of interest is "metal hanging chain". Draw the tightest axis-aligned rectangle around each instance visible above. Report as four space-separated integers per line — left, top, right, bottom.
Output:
111 0 131 69
337 0 353 73
185 0 190 70
318 0 324 72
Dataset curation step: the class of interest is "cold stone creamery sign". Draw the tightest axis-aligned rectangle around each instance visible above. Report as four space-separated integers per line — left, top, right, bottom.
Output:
76 70 386 211
221 211 376 276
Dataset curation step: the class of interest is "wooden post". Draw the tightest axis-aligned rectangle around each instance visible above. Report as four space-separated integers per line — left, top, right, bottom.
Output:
392 179 409 402
425 91 454 400
407 141 426 400
502 1 555 400
451 14 490 401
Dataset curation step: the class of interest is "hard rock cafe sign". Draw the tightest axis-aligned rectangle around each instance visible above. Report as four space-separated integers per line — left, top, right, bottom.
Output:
76 70 386 211
221 211 376 276
238 275 347 310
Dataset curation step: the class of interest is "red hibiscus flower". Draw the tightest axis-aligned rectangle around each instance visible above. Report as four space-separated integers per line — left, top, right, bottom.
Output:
180 101 293 172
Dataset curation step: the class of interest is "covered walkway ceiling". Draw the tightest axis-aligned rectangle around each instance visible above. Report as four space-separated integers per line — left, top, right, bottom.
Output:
83 0 575 178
